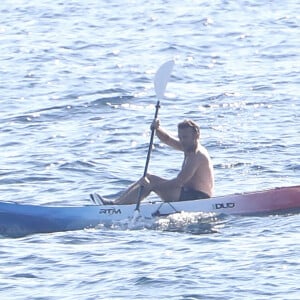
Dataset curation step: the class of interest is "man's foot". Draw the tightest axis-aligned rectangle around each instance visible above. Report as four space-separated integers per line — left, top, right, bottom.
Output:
101 199 115 205
89 193 115 205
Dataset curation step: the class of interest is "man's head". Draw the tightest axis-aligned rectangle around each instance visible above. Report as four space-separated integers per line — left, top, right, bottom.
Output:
177 120 200 152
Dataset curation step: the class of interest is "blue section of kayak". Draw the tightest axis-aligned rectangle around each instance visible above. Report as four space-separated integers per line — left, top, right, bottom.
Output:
0 202 102 237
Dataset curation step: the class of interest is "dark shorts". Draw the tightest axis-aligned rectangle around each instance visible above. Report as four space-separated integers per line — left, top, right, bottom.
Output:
179 187 210 201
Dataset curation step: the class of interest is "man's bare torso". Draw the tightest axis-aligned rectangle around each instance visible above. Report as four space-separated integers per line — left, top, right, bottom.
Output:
181 145 214 197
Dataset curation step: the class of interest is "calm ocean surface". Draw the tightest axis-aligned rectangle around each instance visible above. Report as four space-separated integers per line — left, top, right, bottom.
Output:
0 0 299 299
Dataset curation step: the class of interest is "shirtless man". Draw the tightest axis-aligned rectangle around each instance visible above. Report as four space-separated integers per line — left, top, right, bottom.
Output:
99 119 214 205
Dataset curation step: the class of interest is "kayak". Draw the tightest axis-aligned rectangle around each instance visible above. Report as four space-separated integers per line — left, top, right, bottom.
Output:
0 185 299 237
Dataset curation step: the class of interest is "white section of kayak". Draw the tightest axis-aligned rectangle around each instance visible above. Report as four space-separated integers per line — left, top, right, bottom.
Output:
0 185 299 237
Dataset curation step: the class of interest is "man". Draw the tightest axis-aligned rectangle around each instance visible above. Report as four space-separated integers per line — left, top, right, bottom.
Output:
97 119 214 205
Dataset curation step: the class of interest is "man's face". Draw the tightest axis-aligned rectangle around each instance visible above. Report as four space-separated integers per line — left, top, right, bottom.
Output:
178 127 197 152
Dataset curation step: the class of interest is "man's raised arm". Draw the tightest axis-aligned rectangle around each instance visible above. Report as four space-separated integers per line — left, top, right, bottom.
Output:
152 120 183 151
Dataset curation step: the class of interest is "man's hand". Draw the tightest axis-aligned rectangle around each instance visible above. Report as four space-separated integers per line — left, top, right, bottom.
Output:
150 119 160 131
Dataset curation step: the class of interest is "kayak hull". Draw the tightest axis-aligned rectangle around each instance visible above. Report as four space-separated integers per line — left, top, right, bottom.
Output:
0 185 299 237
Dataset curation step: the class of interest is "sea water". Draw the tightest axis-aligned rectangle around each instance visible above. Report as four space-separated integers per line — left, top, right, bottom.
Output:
0 0 299 299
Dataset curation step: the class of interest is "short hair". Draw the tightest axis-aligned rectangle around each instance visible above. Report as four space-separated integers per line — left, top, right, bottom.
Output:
178 119 200 136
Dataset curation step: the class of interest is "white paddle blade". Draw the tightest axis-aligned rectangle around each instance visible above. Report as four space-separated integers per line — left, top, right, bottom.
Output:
154 60 175 99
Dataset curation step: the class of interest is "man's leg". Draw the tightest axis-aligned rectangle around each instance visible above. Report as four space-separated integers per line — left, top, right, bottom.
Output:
146 174 181 202
103 174 181 205
113 177 152 205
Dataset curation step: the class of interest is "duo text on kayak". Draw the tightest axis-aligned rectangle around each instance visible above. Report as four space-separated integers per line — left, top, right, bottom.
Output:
213 202 235 209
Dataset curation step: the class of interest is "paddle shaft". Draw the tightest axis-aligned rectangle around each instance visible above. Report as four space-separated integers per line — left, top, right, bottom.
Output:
135 100 160 211
142 100 160 177
133 60 174 214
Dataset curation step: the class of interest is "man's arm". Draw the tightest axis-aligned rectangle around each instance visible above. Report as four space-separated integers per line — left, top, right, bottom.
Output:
153 154 199 189
172 154 199 185
152 120 183 151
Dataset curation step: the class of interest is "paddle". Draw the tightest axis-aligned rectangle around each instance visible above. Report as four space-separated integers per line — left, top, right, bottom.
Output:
134 60 175 215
